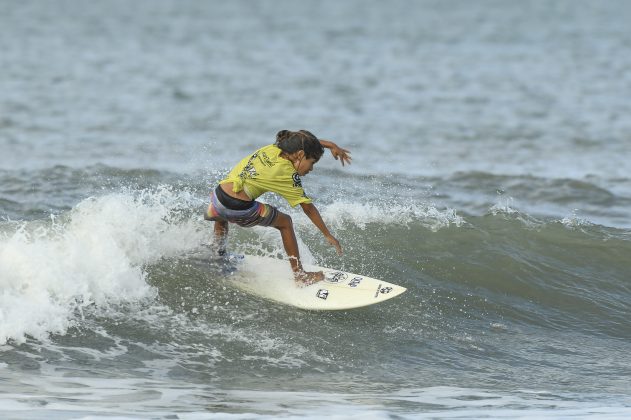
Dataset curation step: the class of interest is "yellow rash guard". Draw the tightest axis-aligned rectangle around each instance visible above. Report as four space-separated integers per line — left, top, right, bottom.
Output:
219 144 312 207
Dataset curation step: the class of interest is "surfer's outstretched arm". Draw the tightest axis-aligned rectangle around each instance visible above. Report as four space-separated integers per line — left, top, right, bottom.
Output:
318 139 352 166
300 202 342 255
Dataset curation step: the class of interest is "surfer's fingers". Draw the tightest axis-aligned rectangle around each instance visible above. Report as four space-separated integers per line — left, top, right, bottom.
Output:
331 238 343 255
330 147 352 166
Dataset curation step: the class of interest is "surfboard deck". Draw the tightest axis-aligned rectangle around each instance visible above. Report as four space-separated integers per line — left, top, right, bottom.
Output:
224 255 406 310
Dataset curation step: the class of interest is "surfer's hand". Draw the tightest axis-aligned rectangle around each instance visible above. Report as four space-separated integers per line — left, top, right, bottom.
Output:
330 145 352 166
318 139 351 166
326 234 343 255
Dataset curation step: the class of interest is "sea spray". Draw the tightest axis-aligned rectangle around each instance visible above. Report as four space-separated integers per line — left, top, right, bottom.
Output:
0 186 206 344
317 201 464 232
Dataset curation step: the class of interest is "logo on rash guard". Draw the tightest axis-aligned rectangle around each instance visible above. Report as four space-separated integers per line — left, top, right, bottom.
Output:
292 173 302 188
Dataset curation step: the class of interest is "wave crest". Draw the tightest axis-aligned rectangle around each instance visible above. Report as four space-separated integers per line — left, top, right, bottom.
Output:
0 186 205 344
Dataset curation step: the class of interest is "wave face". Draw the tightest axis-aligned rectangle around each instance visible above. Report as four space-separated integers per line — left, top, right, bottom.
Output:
2 180 631 418
2 165 631 418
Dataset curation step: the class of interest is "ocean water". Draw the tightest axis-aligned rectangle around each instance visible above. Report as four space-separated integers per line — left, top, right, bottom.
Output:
2 0 631 418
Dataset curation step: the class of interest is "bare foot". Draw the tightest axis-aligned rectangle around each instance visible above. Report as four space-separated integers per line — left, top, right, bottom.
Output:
295 270 324 287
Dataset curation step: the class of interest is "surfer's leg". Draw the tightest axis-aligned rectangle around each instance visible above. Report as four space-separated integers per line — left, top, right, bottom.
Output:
213 220 228 256
271 213 300 271
271 212 323 284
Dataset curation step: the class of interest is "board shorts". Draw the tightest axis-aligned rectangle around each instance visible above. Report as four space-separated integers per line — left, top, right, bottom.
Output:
204 186 278 228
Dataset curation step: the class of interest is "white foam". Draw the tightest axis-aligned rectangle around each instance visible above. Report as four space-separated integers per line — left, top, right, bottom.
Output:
561 210 594 228
0 187 207 345
489 195 519 216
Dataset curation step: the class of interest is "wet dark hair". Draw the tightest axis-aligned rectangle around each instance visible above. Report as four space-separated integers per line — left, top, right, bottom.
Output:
275 130 324 161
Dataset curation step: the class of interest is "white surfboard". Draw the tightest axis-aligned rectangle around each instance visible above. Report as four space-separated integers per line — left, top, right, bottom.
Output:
224 255 406 310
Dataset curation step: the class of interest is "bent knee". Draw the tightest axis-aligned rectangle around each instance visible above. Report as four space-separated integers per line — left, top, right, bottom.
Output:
273 212 293 229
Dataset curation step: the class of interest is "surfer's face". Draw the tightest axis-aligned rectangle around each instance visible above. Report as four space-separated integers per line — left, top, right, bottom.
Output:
288 150 318 176
295 155 317 176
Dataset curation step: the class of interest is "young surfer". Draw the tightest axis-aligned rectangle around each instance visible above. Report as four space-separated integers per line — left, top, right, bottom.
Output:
205 129 351 286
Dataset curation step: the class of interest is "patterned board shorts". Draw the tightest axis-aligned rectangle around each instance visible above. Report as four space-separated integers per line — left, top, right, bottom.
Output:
204 187 278 228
